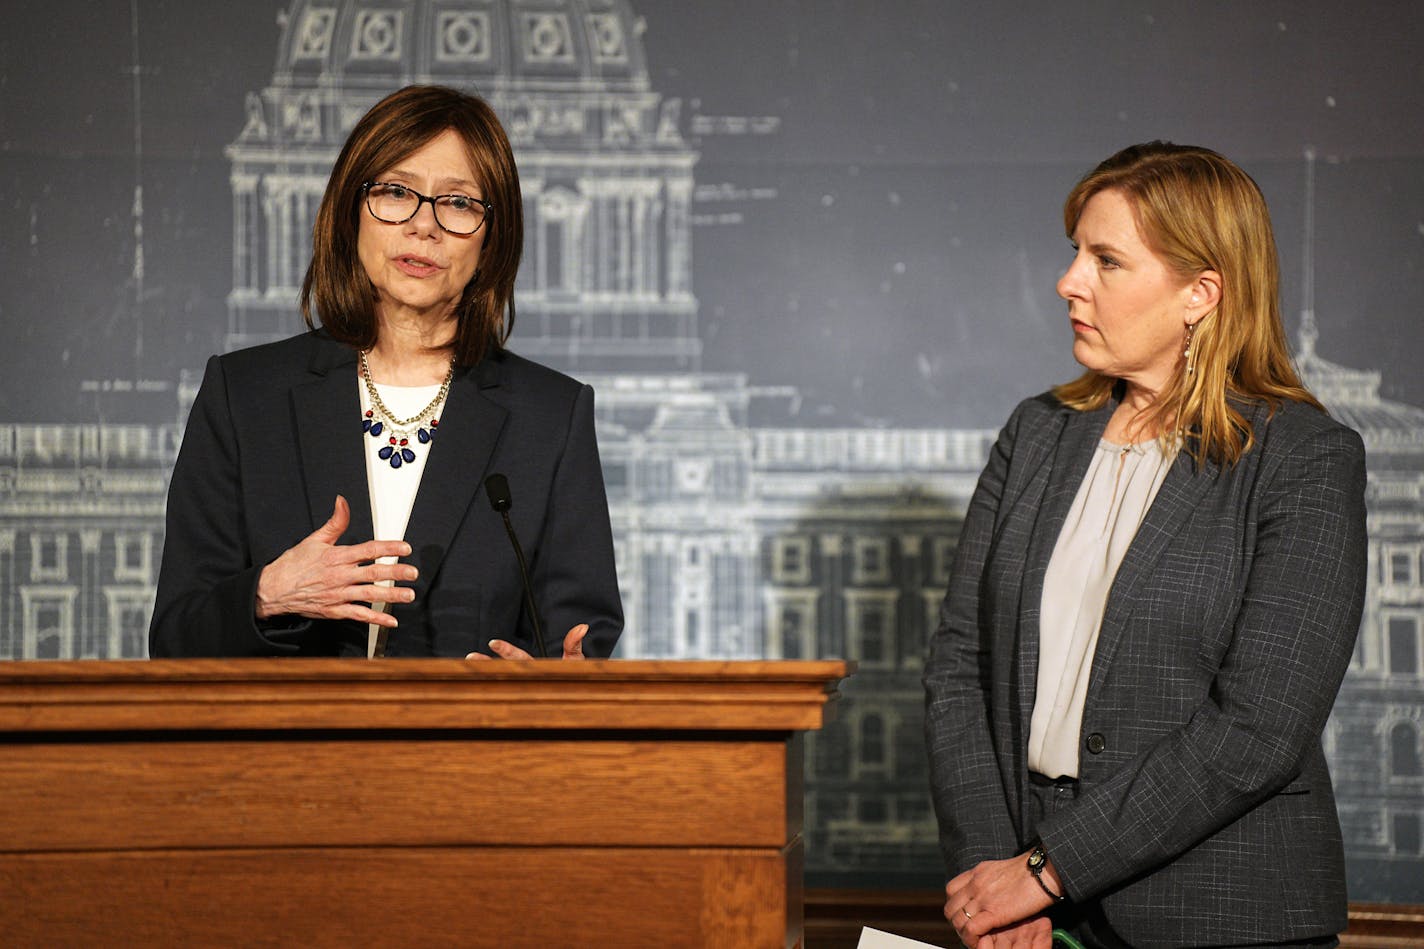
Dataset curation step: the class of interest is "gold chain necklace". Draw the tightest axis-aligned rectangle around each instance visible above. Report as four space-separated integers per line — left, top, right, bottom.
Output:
359 350 455 470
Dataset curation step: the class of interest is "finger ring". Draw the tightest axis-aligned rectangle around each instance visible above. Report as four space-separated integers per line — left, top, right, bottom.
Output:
962 907 974 920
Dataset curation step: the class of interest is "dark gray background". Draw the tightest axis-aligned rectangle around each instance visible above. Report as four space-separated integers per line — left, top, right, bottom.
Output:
2 0 1422 907
3 1 1422 425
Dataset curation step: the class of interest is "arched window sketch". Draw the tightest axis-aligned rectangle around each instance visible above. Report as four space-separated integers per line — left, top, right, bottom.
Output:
860 713 885 767
1390 616 1421 677
537 186 588 298
1392 721 1423 778
1394 811 1423 856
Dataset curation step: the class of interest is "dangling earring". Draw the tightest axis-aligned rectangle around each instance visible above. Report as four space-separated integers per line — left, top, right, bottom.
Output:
1183 322 1197 375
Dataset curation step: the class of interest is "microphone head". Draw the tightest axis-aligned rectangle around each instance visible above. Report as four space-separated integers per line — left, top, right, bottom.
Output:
484 473 512 512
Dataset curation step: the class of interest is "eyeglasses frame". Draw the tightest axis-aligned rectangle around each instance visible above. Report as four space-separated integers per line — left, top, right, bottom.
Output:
361 181 493 236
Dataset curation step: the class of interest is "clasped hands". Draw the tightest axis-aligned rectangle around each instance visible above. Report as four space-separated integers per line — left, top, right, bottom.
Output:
255 495 588 659
944 848 1062 949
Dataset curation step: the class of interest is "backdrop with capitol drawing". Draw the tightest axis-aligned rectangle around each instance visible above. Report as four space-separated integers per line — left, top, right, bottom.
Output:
0 0 1421 901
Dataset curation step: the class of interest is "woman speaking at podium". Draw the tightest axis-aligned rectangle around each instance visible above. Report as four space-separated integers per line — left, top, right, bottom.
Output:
150 86 622 660
924 143 1366 947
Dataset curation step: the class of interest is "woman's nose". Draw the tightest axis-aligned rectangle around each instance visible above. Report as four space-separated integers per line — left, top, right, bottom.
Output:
1057 257 1085 300
406 198 441 235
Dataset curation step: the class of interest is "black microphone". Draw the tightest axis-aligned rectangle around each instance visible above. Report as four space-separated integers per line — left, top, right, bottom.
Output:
484 473 548 657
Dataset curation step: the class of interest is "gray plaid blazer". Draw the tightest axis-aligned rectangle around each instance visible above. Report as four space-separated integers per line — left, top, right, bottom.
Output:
924 390 1367 947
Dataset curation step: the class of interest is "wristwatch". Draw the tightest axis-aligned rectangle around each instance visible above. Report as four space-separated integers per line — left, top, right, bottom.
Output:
1027 843 1067 902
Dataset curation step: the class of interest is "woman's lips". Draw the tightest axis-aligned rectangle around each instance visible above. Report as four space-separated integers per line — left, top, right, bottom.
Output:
1071 319 1095 334
394 255 440 277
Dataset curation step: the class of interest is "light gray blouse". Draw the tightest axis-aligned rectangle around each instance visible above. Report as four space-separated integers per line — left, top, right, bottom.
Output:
1029 437 1175 778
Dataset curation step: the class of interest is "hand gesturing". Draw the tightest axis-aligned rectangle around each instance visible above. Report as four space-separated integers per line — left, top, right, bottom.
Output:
255 495 417 628
466 624 591 660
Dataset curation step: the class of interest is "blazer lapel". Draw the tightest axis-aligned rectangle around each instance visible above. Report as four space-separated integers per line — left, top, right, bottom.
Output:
1014 402 1113 753
1088 424 1232 686
291 340 373 544
393 358 509 616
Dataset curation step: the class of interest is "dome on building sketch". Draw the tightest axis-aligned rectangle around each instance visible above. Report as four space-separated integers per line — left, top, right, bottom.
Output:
1296 316 1424 452
235 0 677 155
227 0 698 368
272 0 649 91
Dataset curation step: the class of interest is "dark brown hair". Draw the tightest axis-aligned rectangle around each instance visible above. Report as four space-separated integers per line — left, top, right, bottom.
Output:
300 85 523 366
1054 141 1321 466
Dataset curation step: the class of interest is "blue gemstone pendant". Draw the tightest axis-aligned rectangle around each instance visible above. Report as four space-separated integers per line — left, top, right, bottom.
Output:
362 409 435 473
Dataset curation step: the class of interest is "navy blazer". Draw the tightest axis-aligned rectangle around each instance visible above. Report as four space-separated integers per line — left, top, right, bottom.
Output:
150 332 623 659
924 391 1367 947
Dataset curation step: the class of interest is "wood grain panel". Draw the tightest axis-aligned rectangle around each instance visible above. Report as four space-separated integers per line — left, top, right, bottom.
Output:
0 660 852 948
0 845 802 948
0 659 854 733
0 737 795 851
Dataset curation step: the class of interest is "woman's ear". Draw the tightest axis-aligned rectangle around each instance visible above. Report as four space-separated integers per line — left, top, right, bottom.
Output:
1186 269 1222 325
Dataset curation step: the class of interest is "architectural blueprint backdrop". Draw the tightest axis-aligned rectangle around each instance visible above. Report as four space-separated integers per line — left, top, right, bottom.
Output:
1 0 1422 900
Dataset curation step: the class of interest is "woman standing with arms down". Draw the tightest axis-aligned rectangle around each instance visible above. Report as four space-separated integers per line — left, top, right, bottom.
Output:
150 86 622 660
925 142 1366 948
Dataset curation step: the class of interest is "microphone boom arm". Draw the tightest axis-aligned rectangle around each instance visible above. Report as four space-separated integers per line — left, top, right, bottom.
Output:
484 473 549 658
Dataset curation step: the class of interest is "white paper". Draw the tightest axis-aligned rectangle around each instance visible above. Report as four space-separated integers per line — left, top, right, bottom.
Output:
856 927 948 949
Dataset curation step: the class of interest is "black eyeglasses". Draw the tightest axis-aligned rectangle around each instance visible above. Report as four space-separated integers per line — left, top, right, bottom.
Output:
361 182 492 236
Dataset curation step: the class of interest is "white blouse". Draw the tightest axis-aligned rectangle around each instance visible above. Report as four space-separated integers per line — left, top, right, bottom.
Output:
358 377 445 657
1028 438 1175 778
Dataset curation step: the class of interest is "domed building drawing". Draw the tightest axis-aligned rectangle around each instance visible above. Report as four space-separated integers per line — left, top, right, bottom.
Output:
218 4 993 879
227 0 697 370
1307 311 1424 890
0 0 1419 894
1291 157 1424 893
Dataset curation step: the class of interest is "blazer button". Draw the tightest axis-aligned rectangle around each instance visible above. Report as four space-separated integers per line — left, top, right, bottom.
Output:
1085 733 1107 755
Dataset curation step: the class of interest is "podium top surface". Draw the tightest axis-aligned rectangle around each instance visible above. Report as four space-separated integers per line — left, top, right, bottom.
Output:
0 659 856 734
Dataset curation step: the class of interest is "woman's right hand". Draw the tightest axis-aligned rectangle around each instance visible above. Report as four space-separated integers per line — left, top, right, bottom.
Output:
254 495 417 628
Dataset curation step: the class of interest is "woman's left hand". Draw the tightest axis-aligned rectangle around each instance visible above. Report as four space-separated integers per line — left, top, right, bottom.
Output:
466 624 589 660
944 849 1058 947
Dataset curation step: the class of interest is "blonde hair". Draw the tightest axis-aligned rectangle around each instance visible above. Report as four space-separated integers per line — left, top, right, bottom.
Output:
1053 142 1321 466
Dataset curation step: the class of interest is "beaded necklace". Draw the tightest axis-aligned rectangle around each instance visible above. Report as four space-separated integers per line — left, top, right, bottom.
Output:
359 350 454 470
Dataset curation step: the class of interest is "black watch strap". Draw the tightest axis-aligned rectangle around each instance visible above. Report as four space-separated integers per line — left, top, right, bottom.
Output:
1027 844 1067 902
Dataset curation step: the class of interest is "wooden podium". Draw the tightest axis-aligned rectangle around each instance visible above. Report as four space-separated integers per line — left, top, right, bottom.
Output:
0 659 852 948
